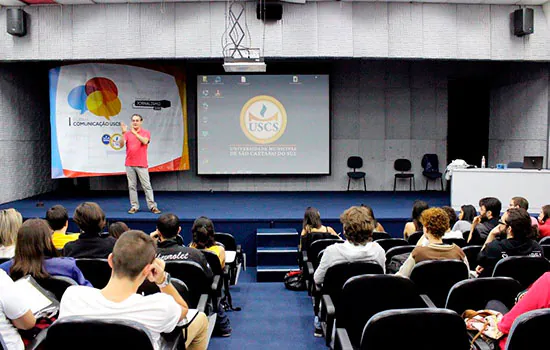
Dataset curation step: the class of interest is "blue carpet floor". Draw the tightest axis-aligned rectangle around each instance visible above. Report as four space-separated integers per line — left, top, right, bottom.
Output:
209 268 326 349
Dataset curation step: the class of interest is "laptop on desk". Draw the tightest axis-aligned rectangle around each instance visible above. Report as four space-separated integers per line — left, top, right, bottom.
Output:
523 156 544 170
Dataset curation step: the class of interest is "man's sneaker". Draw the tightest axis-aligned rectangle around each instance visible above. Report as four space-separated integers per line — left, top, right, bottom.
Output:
220 331 232 337
314 327 323 338
128 207 138 214
151 207 162 214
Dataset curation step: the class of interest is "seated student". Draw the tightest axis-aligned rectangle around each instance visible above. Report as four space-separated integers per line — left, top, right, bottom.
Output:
0 269 36 350
190 216 226 268
64 202 116 259
312 206 385 337
397 207 469 277
153 213 211 277
537 205 550 238
0 219 91 286
509 196 538 226
475 208 543 278
108 221 129 240
467 197 502 245
59 230 209 350
452 204 476 233
46 205 79 250
416 207 464 246
361 205 385 232
314 206 386 285
0 208 23 258
403 200 429 240
299 207 340 251
495 272 550 349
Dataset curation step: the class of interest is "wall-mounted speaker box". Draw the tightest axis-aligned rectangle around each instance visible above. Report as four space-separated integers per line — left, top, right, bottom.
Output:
513 8 534 37
256 2 283 21
6 8 26 37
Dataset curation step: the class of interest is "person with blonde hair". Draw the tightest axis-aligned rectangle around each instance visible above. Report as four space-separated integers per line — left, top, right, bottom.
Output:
0 208 23 258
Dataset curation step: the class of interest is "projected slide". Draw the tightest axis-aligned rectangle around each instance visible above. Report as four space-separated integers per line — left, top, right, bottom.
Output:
197 75 330 175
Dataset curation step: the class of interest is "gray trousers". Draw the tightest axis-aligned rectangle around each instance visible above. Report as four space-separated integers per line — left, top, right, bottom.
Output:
126 166 156 210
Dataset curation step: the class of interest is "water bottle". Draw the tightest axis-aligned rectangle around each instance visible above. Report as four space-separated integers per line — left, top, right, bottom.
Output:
481 156 486 168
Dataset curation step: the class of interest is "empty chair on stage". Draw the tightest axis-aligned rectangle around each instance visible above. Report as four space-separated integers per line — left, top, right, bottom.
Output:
393 158 415 191
346 156 366 191
421 153 444 191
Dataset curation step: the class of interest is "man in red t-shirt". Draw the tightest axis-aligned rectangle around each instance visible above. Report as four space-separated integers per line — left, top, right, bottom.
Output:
120 114 161 214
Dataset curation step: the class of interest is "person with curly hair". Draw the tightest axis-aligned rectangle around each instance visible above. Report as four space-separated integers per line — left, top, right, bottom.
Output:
396 207 469 277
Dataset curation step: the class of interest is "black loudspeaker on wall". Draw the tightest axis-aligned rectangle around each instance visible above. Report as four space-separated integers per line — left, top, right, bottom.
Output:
7 8 27 37
256 2 283 21
513 8 534 37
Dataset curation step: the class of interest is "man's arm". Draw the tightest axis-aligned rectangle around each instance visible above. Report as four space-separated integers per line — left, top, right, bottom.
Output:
132 129 149 145
467 215 482 243
148 258 188 322
12 310 36 330
120 123 127 148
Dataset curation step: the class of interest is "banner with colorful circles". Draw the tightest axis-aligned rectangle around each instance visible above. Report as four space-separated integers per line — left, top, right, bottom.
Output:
49 63 189 178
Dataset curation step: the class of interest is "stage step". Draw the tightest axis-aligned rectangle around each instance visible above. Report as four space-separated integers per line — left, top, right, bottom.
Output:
256 229 299 282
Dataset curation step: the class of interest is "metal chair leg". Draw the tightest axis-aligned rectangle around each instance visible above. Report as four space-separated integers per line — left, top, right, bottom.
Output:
363 177 366 191
393 177 397 192
425 179 429 191
413 176 416 191
409 178 412 191
440 177 444 191
347 178 351 191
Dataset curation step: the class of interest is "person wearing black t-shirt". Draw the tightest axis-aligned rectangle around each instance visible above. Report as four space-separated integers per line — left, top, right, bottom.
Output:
476 207 543 277
467 197 501 245
152 213 212 278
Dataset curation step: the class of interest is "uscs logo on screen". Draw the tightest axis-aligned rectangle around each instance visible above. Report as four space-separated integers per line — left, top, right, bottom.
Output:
240 95 287 144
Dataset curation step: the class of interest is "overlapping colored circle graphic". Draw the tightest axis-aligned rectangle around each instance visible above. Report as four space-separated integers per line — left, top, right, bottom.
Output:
68 77 121 119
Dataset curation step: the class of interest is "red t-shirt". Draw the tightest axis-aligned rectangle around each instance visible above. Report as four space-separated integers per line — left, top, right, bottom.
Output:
124 128 150 167
538 220 550 238
497 272 550 348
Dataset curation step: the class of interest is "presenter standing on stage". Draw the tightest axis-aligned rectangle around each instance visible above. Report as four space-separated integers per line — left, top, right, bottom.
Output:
120 114 161 214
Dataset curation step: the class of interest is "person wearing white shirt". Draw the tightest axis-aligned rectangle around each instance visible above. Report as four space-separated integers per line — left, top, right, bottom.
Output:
314 206 386 285
59 230 208 350
0 269 36 350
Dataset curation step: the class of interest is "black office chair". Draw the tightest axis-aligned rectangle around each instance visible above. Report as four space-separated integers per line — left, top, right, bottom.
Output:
214 232 245 285
492 256 550 289
462 245 482 269
539 236 550 245
385 245 415 262
328 274 431 349
0 258 9 265
442 238 466 248
38 316 182 350
445 277 522 315
407 230 424 245
393 158 415 191
542 245 550 259
372 231 391 241
316 262 384 346
375 238 409 252
35 276 78 302
347 156 366 191
345 309 469 350
165 260 219 313
421 153 444 191
409 259 469 307
75 258 111 289
505 309 550 350
304 238 343 295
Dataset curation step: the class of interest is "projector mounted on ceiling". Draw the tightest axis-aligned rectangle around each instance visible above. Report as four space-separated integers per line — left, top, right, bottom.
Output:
223 58 267 73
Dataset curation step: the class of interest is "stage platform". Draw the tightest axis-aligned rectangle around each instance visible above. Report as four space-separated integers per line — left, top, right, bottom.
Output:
0 191 449 266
